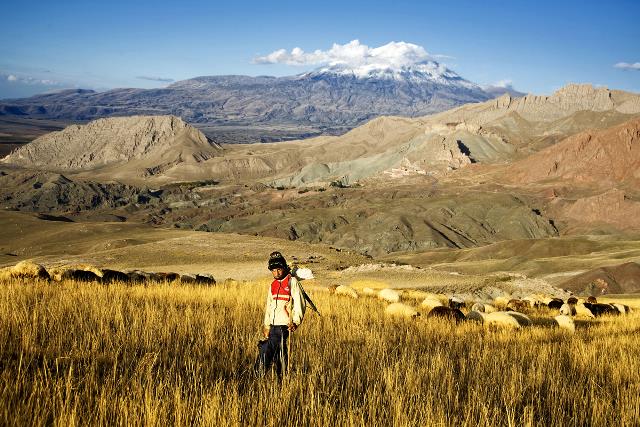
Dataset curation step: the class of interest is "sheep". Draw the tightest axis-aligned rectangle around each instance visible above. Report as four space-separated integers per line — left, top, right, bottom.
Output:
180 274 197 284
449 296 466 310
471 302 486 312
554 315 576 333
559 303 577 317
540 296 555 305
127 270 153 282
484 312 522 329
378 288 400 303
0 261 50 281
385 303 420 319
567 296 578 305
575 302 595 319
611 303 630 315
523 295 544 309
547 299 564 310
583 302 619 317
334 285 359 299
472 303 497 313
466 311 486 323
63 269 102 282
100 269 131 284
362 287 377 297
292 267 314 280
507 299 529 312
493 296 511 308
504 311 532 327
154 272 181 282
426 306 465 323
421 297 443 311
483 304 498 313
194 274 216 285
47 264 103 282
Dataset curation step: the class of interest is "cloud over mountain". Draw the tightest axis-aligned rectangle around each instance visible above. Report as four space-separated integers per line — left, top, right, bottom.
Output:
2 72 61 86
254 40 439 70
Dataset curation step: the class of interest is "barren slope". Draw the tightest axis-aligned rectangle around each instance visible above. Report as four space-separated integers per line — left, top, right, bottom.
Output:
1 116 222 177
507 116 640 189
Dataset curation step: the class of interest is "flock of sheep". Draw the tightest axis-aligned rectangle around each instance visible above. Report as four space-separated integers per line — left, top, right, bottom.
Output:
329 284 632 333
0 260 216 284
2 260 633 335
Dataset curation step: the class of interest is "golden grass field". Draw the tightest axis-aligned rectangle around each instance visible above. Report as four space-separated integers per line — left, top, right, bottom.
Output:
1 277 639 426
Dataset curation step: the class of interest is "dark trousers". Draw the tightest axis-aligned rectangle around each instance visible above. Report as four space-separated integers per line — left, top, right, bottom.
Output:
256 325 289 377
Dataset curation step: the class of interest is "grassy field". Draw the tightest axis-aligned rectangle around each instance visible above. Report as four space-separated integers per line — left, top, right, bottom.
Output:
0 278 639 426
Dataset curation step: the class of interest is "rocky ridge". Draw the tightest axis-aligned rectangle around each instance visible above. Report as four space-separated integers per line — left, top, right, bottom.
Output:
1 115 221 173
506 116 640 188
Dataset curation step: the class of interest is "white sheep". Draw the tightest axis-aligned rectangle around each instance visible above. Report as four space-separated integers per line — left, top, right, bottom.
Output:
554 315 576 333
292 267 314 280
575 302 595 319
385 303 420 319
334 285 358 299
420 297 443 311
378 288 400 303
483 304 498 313
471 303 497 313
611 303 629 315
0 261 49 281
484 311 522 329
504 311 532 327
493 296 511 308
471 302 486 312
362 287 377 296
559 303 577 317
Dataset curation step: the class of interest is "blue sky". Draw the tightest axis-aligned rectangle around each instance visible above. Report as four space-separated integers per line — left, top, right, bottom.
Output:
1 0 638 99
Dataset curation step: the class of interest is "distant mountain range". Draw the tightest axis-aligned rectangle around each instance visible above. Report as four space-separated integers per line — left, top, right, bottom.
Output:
0 61 522 142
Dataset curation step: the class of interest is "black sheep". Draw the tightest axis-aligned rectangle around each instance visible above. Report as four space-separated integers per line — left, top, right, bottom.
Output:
583 302 619 317
428 306 465 323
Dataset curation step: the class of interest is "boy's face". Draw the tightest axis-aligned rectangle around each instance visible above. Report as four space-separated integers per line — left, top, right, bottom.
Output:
271 267 286 280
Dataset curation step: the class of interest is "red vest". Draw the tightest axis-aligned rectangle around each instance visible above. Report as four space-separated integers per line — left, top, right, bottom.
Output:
271 274 291 301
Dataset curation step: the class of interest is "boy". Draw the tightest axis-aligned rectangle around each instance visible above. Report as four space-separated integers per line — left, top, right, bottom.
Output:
256 251 305 377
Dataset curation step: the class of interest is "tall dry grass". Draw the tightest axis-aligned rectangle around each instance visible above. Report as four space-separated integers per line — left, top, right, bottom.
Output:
0 278 639 426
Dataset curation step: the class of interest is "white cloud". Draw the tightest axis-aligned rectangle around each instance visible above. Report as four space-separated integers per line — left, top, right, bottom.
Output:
614 62 640 71
254 40 437 69
3 72 63 86
491 79 514 89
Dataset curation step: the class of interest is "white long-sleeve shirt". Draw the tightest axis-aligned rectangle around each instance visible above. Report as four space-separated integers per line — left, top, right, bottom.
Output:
263 274 305 327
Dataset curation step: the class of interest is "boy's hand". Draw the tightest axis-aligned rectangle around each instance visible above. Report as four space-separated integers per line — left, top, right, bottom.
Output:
263 326 270 338
288 322 297 332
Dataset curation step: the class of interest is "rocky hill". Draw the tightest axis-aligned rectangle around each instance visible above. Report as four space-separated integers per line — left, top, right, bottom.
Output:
560 262 640 295
4 85 639 188
2 85 640 257
1 116 221 176
506 116 640 188
203 84 640 187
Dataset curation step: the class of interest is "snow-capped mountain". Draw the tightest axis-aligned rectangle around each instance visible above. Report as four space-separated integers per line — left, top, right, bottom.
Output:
304 60 483 90
0 61 493 142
